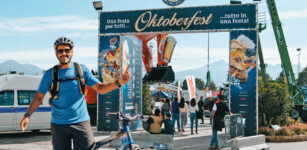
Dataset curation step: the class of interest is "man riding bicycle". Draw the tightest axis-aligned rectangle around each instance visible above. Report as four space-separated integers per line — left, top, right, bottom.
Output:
20 36 130 150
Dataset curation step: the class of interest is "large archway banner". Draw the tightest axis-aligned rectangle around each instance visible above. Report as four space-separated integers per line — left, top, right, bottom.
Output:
99 4 256 34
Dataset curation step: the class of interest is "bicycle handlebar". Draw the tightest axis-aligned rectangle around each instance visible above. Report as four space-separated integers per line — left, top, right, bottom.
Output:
106 112 143 121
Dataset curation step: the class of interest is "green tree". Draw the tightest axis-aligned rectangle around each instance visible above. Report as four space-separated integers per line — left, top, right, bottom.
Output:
182 79 188 90
182 78 205 90
196 78 205 90
258 79 293 126
298 67 307 86
208 81 217 91
142 83 152 115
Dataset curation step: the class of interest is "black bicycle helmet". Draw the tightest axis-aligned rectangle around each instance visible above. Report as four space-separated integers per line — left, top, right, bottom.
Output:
54 36 74 50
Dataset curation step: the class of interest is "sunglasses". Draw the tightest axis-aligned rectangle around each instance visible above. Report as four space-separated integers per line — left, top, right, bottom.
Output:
57 49 71 54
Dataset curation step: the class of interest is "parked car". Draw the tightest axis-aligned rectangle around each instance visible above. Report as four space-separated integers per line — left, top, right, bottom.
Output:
0 74 51 132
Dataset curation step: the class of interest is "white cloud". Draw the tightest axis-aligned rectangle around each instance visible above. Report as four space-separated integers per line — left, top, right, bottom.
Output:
279 9 307 19
73 47 98 59
66 32 97 38
261 45 307 69
0 46 98 70
264 9 307 22
0 49 54 61
0 16 97 32
1 44 306 73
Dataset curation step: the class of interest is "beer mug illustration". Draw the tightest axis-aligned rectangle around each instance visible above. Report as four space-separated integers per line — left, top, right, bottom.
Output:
159 35 177 64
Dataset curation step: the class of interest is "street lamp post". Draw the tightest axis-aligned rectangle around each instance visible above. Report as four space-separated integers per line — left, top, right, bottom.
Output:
93 1 103 11
93 1 103 35
93 0 102 131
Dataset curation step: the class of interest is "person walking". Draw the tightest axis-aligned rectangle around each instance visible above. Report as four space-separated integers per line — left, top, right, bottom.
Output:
179 98 189 133
204 96 215 124
198 96 205 124
162 98 171 119
171 98 180 132
209 95 231 149
205 96 215 113
189 98 199 135
19 36 130 150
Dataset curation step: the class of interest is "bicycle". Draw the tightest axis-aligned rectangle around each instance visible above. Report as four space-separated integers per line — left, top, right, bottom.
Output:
95 112 142 150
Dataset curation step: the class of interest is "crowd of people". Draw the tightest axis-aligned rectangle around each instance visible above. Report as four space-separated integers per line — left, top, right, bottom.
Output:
146 94 231 149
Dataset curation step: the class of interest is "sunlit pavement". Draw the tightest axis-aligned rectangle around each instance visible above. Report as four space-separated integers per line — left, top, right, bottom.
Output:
0 118 306 150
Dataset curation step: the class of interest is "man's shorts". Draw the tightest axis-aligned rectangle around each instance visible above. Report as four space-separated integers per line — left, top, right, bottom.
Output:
51 120 95 150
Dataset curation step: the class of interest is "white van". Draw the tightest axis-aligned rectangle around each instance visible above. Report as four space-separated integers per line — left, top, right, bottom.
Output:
0 74 51 132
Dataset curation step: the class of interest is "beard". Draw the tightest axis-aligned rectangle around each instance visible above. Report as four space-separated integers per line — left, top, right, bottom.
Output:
57 55 72 65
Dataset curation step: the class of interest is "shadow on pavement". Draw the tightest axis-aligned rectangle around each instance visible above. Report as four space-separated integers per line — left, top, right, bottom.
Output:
0 130 51 144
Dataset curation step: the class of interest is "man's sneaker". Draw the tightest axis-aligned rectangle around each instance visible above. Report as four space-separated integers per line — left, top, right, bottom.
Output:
209 145 215 149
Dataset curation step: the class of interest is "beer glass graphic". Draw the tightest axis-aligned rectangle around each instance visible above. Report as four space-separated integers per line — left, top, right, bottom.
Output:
159 35 177 64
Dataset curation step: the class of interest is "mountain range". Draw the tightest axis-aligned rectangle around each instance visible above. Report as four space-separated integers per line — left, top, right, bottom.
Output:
0 59 299 86
0 60 44 75
175 60 299 86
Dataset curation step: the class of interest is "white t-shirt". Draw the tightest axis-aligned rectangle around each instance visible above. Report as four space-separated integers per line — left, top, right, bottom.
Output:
189 105 199 113
212 104 217 111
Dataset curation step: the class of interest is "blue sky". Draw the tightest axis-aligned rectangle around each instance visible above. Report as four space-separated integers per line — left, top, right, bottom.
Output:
0 0 306 73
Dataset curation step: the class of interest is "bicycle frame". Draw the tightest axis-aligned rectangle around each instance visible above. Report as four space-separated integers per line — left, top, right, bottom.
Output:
95 113 140 150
